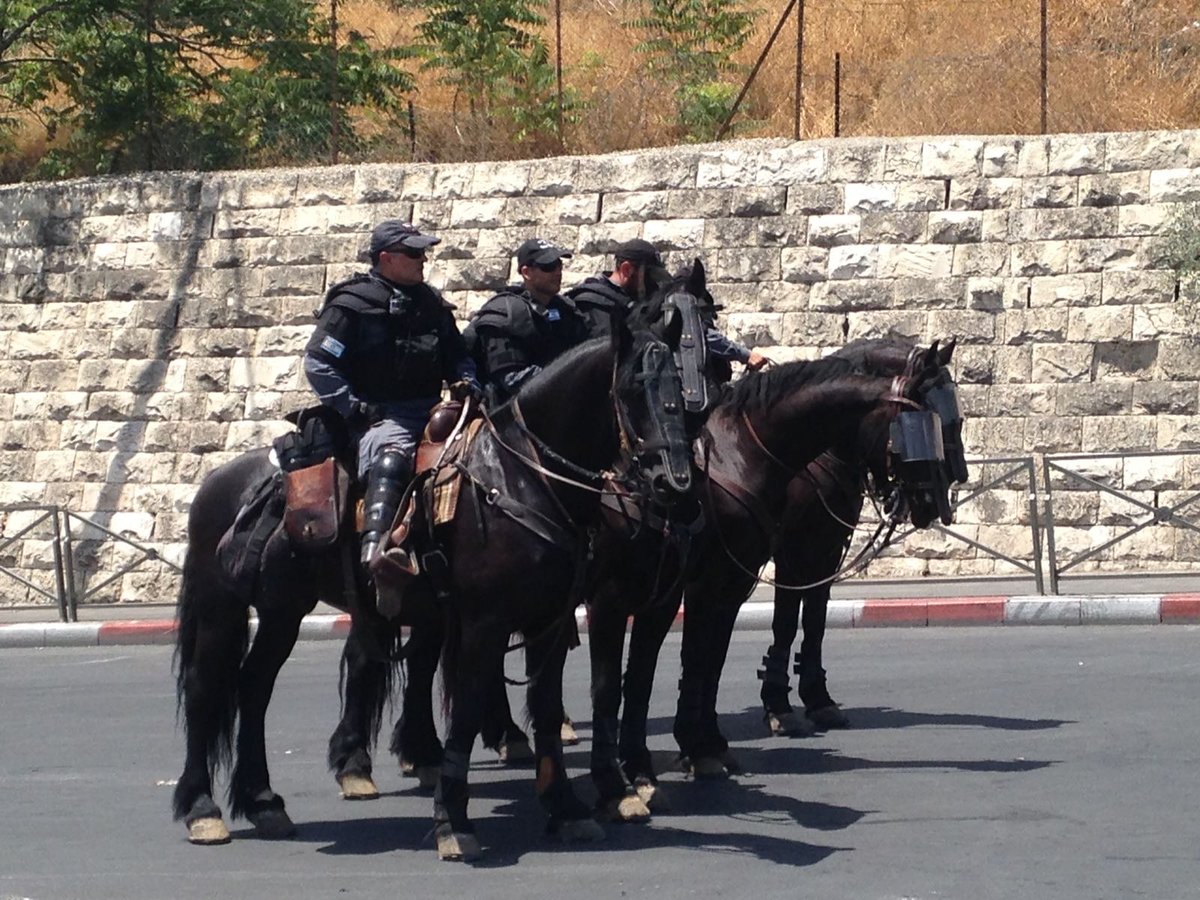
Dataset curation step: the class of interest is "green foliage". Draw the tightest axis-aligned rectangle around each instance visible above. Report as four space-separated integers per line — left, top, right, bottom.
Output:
0 0 414 178
411 0 576 151
1164 202 1200 329
628 0 758 141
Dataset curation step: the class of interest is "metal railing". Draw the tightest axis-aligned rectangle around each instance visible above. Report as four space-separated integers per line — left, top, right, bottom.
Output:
0 505 181 622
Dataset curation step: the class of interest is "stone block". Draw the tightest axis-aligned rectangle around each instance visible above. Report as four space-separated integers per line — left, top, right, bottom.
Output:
1048 135 1105 175
860 212 925 244
1002 308 1068 344
928 211 982 243
949 178 1021 210
785 183 842 215
955 246 1009 279
844 183 896 213
1031 343 1092 382
780 247 828 284
921 139 982 178
1148 168 1200 203
827 245 878 280
642 218 705 251
878 244 953 279
1079 172 1150 207
807 214 859 247
1055 383 1132 416
1028 273 1101 307
1066 306 1132 342
1133 382 1198 415
1010 240 1070 277
1081 416 1155 453
896 181 946 211
1021 177 1077 208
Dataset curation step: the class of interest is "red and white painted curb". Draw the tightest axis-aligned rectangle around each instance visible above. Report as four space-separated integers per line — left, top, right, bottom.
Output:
2 594 1198 649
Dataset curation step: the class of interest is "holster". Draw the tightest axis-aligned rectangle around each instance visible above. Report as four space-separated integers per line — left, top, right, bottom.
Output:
282 457 350 551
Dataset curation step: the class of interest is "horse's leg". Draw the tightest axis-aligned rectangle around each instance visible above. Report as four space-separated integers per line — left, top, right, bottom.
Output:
229 609 304 839
390 603 444 789
619 586 682 811
327 613 399 800
479 677 533 765
433 617 497 862
797 590 849 728
173 589 249 845
587 590 647 822
758 584 812 736
526 622 604 843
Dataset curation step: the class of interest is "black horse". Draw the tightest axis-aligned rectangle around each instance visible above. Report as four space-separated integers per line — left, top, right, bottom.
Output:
758 338 969 736
171 319 693 856
584 337 959 816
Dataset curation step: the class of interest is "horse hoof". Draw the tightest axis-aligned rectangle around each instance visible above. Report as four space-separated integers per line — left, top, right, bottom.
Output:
555 817 606 843
338 772 380 801
807 704 850 730
187 816 231 845
436 825 482 862
416 766 440 791
720 751 744 775
249 807 296 840
561 719 580 746
634 779 670 813
498 737 534 765
600 793 651 823
689 756 729 779
399 757 415 776
765 709 815 737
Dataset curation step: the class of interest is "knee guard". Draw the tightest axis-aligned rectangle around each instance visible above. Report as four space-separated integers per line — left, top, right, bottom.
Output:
360 447 410 566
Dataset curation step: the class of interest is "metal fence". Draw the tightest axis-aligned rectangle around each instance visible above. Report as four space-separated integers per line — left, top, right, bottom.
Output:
0 505 180 622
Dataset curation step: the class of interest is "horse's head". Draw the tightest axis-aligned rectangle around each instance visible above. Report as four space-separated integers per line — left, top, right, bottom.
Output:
610 317 694 508
874 339 967 528
629 258 718 422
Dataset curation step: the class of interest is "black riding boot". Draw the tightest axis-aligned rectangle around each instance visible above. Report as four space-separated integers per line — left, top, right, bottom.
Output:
360 447 409 568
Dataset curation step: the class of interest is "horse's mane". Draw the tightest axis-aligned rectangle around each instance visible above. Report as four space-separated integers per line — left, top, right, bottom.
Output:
721 355 858 416
830 335 915 375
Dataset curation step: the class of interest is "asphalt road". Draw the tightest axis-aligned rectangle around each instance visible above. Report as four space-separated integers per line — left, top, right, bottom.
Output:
1 627 1198 900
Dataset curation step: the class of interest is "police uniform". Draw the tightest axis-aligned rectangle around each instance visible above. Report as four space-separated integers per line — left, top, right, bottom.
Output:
464 285 587 402
565 274 634 339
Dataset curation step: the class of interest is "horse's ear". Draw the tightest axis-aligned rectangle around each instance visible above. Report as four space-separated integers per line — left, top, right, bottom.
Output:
686 257 706 296
936 337 956 366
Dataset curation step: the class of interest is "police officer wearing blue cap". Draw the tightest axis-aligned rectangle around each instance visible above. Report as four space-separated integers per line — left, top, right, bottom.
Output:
303 219 480 568
463 237 588 404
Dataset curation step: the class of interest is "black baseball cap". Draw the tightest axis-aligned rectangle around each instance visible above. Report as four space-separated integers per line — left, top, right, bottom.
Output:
369 220 440 257
516 238 573 268
614 238 669 284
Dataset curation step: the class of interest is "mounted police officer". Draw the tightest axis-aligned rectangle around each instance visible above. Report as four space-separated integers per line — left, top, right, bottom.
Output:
463 238 588 404
303 219 479 569
567 238 671 338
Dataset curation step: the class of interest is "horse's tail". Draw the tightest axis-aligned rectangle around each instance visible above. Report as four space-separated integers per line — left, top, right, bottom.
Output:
172 543 249 818
335 610 403 750
439 605 463 718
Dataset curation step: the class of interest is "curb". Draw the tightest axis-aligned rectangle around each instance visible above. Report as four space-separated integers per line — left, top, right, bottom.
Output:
2 594 1198 649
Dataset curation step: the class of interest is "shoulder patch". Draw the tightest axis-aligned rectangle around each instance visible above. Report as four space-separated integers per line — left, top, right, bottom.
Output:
320 335 346 358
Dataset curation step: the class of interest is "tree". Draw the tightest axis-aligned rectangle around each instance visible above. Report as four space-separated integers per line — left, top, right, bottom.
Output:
0 0 414 178
411 0 574 156
629 0 758 141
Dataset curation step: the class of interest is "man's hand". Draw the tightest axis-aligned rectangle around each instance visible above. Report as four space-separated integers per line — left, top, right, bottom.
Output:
746 349 772 371
449 379 483 402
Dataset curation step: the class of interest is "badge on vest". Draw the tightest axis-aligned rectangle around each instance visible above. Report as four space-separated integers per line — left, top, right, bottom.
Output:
320 335 346 358
546 309 560 321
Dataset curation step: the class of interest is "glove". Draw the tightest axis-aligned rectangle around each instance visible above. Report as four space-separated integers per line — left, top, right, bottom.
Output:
449 379 483 402
348 401 383 427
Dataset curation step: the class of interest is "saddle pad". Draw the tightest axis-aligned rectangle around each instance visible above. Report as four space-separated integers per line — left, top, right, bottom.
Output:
429 418 483 526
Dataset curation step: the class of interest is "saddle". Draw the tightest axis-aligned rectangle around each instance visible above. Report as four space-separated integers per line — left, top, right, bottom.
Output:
371 398 481 615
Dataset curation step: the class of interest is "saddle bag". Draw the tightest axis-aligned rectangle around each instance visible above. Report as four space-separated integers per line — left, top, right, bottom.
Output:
273 405 352 552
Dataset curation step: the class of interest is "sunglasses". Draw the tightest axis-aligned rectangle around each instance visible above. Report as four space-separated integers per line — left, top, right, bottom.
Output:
531 260 563 272
386 246 427 259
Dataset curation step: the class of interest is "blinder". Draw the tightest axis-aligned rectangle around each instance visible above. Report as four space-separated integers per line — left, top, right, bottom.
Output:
887 408 947 498
923 379 968 485
633 340 694 495
663 290 709 415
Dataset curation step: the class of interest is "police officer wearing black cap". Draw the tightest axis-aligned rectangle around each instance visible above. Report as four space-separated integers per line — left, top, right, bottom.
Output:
463 237 588 404
303 219 480 568
567 237 671 338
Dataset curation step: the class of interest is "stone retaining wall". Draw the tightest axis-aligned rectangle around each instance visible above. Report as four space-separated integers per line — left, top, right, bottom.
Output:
3 130 1200 604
